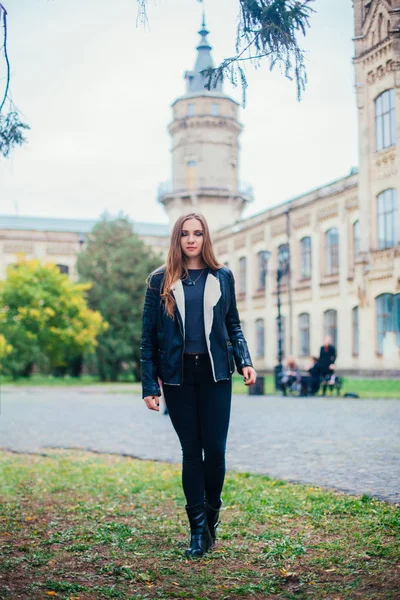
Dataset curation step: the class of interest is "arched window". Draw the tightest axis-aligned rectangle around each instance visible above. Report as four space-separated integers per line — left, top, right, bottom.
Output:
377 189 398 249
277 243 290 285
353 220 360 260
56 264 69 275
300 236 312 279
324 309 338 348
375 89 396 151
352 306 359 356
238 257 247 295
376 293 400 354
257 250 269 290
325 228 339 275
299 313 310 356
255 319 265 358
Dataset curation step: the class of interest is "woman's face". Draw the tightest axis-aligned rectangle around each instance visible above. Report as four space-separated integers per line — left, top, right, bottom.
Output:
180 218 204 260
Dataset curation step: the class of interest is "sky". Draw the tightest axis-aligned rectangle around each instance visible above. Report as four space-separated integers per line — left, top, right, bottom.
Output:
0 0 358 224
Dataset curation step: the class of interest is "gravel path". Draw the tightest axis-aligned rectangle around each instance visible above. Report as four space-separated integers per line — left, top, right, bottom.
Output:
1 386 399 503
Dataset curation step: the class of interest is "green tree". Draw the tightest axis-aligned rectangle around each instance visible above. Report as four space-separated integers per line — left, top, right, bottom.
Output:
76 214 162 382
0 258 107 378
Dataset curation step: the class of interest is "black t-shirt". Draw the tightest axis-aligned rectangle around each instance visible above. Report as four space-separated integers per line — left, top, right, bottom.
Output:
181 268 208 353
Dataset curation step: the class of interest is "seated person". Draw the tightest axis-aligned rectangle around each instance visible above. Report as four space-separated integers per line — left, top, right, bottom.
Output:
281 357 300 395
300 357 321 396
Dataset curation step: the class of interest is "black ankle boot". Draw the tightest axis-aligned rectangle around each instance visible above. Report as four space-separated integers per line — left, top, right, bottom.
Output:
185 503 213 558
205 499 222 545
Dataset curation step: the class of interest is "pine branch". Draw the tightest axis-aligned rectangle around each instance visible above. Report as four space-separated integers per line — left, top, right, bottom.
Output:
137 0 315 104
0 2 30 158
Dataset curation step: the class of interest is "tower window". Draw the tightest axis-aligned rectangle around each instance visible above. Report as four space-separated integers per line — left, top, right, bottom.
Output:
211 103 219 116
187 103 195 117
375 89 396 151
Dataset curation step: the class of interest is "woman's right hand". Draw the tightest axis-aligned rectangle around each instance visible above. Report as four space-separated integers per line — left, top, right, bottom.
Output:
144 395 160 411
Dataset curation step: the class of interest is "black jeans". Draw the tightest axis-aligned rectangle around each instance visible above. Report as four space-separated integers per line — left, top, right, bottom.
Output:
162 353 232 508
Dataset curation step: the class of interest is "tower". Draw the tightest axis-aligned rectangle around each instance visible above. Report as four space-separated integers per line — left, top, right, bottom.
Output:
158 16 253 232
352 0 400 257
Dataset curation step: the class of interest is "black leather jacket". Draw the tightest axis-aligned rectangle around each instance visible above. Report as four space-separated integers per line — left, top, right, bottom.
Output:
140 265 253 398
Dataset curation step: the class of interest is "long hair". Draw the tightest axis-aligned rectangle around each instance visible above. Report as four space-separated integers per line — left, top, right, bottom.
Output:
148 213 223 319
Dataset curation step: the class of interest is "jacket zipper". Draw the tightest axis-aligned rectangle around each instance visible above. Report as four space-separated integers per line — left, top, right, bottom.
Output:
177 312 185 385
220 294 233 375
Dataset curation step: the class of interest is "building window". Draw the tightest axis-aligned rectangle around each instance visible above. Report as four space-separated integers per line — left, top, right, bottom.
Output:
375 89 396 151
324 309 338 348
257 250 269 290
211 103 219 116
255 319 265 358
300 236 312 279
376 293 400 354
277 243 289 285
299 313 310 356
377 189 398 249
353 220 360 260
187 160 197 168
325 228 339 275
352 306 359 356
238 257 247 295
188 103 195 117
56 264 69 275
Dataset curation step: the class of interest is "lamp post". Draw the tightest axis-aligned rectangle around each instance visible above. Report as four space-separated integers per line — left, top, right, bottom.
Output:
275 254 290 391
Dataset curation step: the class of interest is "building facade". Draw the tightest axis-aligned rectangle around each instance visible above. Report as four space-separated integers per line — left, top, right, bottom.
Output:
1 0 399 373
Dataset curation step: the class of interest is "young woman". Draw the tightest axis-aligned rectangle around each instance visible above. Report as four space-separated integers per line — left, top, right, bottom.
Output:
141 212 257 558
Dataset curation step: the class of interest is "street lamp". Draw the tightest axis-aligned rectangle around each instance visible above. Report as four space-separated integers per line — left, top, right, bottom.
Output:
275 250 290 390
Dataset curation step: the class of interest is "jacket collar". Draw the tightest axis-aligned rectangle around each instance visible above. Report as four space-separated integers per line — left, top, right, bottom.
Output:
171 268 221 332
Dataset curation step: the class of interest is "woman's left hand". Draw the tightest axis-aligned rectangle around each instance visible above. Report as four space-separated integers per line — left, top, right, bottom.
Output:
242 366 257 386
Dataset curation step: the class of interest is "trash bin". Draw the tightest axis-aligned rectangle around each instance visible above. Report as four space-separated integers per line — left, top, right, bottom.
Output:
248 376 265 395
274 364 283 392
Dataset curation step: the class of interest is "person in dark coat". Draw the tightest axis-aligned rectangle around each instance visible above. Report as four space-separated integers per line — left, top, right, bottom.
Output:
319 336 336 378
300 357 321 396
141 212 256 558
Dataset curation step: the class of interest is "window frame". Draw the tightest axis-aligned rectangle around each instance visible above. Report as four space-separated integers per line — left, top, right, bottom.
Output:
375 89 396 152
257 250 269 291
255 318 265 358
300 236 312 280
325 228 339 275
298 312 310 357
377 189 398 249
323 309 338 348
376 293 400 354
238 256 247 295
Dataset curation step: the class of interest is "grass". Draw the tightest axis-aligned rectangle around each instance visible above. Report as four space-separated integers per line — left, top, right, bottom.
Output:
1 374 399 398
0 374 139 387
0 449 399 599
232 375 400 398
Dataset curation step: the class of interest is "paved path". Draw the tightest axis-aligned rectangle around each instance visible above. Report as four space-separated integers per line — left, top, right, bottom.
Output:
0 386 399 503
